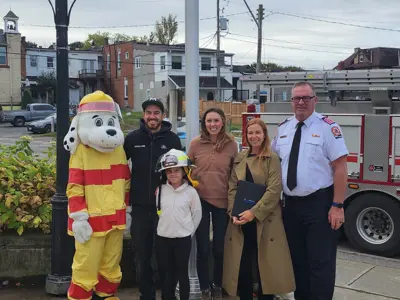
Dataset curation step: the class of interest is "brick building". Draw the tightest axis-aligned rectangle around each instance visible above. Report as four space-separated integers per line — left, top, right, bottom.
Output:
103 40 134 108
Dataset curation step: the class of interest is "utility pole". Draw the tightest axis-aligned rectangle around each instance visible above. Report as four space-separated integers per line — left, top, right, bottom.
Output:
176 0 201 299
256 4 264 101
45 0 76 295
216 0 221 102
242 1 264 101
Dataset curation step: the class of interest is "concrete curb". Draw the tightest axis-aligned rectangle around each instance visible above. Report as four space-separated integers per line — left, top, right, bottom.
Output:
337 248 400 269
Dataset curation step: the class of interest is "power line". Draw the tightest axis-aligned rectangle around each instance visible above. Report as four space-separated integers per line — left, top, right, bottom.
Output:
268 10 400 25
223 36 349 55
234 44 257 62
268 10 400 32
228 32 380 50
17 11 249 29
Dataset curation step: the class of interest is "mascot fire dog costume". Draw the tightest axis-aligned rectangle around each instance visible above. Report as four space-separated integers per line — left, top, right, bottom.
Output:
63 91 131 300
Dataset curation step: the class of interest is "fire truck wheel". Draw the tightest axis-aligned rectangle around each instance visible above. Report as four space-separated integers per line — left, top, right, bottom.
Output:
344 193 400 257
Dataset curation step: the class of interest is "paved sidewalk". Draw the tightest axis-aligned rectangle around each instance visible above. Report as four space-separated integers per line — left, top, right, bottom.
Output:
2 258 400 299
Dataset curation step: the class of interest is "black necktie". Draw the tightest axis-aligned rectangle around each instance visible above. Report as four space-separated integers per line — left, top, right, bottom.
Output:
287 122 304 191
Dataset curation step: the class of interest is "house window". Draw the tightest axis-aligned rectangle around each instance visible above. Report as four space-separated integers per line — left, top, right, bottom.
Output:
125 51 129 59
47 57 54 68
117 50 121 69
135 57 141 69
30 55 37 67
161 80 166 87
0 47 6 65
107 53 110 70
124 77 128 99
172 56 182 69
201 57 211 70
160 56 165 70
359 54 364 63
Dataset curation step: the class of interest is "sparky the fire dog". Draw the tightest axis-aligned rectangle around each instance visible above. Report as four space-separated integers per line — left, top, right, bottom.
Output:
63 91 131 300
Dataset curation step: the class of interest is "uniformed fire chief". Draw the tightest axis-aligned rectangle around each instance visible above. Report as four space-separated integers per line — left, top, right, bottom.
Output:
272 81 349 300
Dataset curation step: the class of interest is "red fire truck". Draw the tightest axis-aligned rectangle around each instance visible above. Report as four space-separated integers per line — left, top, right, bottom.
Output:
241 112 400 257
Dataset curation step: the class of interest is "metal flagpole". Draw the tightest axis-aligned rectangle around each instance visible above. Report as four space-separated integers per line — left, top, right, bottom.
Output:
175 0 201 299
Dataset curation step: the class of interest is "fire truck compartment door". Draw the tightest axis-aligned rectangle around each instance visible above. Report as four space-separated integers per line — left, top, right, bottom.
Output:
390 116 400 180
363 115 390 182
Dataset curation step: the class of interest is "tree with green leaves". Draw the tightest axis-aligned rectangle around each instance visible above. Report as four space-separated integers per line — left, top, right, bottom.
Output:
25 41 38 48
81 32 150 49
152 14 178 45
21 90 33 109
250 62 304 72
36 71 57 105
69 41 84 50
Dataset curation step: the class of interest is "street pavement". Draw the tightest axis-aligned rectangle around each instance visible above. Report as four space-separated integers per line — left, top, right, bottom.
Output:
0 123 55 154
2 254 400 299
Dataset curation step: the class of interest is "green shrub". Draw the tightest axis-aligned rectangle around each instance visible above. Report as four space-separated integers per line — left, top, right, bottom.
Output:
0 136 56 235
21 90 33 110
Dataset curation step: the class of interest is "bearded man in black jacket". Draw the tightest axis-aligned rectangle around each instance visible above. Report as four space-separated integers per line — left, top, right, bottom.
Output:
124 99 182 300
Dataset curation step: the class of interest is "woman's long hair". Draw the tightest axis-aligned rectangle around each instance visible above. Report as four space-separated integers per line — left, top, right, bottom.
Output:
245 118 271 159
200 107 234 152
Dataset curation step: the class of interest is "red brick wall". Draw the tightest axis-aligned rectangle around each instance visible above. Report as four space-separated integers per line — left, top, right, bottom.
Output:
103 42 134 108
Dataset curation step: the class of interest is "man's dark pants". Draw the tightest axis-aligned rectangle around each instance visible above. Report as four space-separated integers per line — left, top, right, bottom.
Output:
131 205 176 300
195 199 229 291
283 186 338 300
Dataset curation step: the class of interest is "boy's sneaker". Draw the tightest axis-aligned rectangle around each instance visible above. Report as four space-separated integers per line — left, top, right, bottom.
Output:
211 284 223 299
201 288 211 299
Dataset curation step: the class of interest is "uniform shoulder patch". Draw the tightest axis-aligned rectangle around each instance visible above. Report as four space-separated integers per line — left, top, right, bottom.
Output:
278 118 290 127
322 116 336 125
331 126 342 139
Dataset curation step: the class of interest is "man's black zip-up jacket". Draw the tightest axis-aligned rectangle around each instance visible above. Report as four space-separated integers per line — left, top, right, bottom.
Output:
124 119 182 207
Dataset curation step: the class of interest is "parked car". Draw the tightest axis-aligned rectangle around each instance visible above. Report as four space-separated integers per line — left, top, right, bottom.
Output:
26 111 75 134
0 103 56 127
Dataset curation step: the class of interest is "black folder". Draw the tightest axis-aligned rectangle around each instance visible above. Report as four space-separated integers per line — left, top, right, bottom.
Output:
232 180 266 217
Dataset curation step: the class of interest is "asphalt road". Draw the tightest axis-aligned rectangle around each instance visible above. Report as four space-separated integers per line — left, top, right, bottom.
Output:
0 122 55 154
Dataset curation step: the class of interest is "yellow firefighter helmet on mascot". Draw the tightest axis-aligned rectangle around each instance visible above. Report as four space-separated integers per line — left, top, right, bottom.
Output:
64 90 124 154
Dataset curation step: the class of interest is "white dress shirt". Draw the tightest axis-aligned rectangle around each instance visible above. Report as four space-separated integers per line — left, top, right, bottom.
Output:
272 112 349 197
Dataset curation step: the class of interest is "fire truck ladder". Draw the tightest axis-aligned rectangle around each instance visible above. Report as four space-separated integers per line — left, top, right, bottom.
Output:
239 69 400 114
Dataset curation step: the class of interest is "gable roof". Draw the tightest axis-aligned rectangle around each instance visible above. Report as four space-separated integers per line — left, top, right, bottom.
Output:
4 10 18 19
336 47 400 70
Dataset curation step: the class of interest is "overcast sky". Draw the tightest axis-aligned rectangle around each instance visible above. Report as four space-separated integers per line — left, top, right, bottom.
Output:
1 0 399 70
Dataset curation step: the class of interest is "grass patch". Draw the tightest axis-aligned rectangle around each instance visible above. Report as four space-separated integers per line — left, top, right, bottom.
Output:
121 110 142 132
230 124 242 131
36 132 57 138
2 106 21 111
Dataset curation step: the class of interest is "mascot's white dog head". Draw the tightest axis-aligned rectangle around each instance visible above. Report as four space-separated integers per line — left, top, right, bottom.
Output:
63 90 124 154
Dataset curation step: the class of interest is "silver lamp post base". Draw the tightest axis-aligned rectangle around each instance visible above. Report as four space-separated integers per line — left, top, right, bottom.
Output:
175 236 202 299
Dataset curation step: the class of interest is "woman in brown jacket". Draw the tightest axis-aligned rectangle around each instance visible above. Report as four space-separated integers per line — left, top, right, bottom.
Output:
222 118 295 299
188 108 238 299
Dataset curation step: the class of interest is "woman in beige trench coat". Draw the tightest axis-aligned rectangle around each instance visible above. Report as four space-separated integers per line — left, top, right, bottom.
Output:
222 118 295 299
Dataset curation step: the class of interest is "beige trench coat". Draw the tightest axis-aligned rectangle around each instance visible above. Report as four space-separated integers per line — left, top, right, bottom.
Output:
222 149 295 296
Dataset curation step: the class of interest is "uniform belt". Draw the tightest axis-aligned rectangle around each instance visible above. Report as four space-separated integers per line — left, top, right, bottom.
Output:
284 185 333 200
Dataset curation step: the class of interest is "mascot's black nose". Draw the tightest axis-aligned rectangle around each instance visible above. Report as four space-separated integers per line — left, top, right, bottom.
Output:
106 129 117 136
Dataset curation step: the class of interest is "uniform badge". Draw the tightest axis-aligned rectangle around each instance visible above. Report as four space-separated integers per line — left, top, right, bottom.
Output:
312 134 320 138
331 126 342 139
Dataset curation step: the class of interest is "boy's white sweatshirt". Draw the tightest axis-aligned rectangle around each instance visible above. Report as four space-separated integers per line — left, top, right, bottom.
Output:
156 180 202 238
